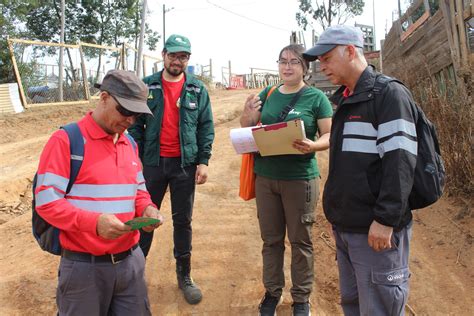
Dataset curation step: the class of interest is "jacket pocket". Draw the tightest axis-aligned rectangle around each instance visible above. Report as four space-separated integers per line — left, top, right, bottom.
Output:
181 100 199 122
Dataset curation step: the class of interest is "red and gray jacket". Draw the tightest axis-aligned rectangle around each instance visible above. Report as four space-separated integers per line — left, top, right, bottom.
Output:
35 112 155 255
323 66 417 233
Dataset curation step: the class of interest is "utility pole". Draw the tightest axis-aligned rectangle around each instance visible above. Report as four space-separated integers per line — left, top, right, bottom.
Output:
162 4 174 48
137 0 147 78
59 0 64 101
372 0 376 50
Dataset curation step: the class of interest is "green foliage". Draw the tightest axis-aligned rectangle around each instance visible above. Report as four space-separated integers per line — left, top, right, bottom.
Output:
0 0 40 83
0 0 160 83
296 0 365 31
25 0 159 53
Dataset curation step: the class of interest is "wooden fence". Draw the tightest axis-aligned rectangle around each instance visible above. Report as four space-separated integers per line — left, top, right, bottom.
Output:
7 38 162 109
382 0 472 87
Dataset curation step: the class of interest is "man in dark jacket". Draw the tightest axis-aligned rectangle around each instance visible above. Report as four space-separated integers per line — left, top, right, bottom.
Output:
128 34 214 305
304 25 417 315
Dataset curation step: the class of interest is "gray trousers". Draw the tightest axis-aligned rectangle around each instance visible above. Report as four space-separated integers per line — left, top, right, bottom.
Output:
334 222 412 316
56 246 151 316
255 175 318 303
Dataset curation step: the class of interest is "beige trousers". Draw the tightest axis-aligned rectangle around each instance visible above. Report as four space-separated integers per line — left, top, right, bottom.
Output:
255 175 319 303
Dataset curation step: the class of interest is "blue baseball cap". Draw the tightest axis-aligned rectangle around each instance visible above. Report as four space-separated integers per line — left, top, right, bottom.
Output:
303 25 364 61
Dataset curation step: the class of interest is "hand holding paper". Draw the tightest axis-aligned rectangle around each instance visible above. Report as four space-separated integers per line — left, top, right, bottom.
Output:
230 119 306 156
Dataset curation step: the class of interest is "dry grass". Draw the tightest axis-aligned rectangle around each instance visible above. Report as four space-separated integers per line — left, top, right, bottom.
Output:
403 70 473 197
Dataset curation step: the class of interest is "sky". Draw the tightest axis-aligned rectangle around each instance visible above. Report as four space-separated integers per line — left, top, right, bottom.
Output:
146 0 405 83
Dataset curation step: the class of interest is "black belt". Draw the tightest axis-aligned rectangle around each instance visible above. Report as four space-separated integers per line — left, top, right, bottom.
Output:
61 244 139 264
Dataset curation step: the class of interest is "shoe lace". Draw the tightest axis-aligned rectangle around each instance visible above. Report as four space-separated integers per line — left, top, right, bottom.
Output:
182 275 195 287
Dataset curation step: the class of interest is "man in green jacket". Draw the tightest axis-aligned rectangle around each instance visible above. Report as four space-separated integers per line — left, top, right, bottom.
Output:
128 34 214 305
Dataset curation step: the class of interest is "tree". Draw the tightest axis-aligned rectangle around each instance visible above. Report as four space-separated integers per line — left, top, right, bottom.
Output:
2 1 159 84
296 0 365 31
0 0 40 83
25 0 159 82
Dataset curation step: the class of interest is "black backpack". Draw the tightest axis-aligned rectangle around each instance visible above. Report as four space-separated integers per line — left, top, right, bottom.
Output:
371 75 446 209
32 123 137 255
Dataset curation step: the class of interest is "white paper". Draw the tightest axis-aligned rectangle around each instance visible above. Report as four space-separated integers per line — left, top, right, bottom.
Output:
229 127 258 154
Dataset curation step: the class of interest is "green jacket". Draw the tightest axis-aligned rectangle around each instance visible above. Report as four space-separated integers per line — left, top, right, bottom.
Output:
128 70 214 167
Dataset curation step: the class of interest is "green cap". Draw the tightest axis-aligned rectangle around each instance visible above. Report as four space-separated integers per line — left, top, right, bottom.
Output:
164 34 191 54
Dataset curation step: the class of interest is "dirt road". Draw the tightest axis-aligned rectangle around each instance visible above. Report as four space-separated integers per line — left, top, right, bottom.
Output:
0 89 472 315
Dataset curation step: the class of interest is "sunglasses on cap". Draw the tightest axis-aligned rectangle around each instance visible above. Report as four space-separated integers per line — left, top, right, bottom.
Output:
107 93 142 118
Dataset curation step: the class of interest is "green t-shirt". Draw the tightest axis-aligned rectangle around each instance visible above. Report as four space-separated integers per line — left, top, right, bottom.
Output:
254 85 333 180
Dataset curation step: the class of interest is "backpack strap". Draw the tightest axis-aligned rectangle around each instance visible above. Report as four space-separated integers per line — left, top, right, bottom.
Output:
277 85 309 122
369 74 403 127
61 123 84 194
125 133 137 152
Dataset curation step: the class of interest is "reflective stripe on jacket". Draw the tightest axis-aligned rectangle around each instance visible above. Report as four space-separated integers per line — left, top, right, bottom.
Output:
35 112 154 255
323 67 417 232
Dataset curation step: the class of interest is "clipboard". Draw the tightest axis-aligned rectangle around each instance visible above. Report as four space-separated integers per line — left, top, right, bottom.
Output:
251 119 306 156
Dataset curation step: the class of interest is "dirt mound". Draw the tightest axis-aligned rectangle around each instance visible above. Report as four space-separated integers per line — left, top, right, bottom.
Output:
0 89 472 315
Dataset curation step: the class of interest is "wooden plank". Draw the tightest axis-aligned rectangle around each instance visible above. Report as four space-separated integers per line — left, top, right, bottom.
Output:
401 10 443 54
8 38 78 48
27 100 90 108
143 54 161 62
80 42 120 51
440 0 460 71
449 0 461 65
124 43 138 53
401 11 431 41
7 39 27 108
456 0 469 67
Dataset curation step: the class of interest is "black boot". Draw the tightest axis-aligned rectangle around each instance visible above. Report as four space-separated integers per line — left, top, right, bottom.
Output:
176 254 202 304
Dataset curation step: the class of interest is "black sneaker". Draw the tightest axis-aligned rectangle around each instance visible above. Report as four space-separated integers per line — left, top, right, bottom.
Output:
292 302 311 316
258 292 282 316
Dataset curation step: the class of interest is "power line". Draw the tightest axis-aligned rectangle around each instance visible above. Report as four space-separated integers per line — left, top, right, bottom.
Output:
175 1 257 12
205 0 291 32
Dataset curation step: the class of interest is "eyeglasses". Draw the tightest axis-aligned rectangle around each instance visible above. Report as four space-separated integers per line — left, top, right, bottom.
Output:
167 53 190 62
109 94 142 118
277 59 301 67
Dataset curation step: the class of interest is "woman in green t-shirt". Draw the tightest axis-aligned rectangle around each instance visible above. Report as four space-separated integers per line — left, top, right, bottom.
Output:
240 44 332 315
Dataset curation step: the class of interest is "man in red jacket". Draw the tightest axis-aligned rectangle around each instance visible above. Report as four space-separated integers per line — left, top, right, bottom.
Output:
35 70 163 315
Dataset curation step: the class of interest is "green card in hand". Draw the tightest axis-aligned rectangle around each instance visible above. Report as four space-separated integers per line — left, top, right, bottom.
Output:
125 217 161 230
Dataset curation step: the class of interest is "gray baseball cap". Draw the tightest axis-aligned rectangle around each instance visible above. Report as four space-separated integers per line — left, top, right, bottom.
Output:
94 69 152 115
303 25 364 61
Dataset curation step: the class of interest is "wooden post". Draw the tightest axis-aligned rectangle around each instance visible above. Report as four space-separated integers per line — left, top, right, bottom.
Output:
228 60 232 88
121 43 126 70
7 38 28 108
380 39 384 73
440 0 460 71
448 0 461 67
209 58 213 82
455 0 469 68
58 0 64 102
78 42 90 101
